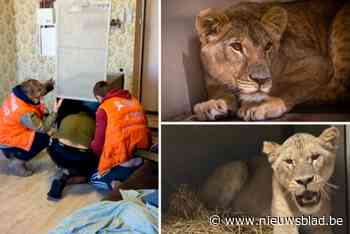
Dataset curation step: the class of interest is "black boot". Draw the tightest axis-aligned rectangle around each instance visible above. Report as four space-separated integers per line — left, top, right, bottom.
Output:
47 172 68 201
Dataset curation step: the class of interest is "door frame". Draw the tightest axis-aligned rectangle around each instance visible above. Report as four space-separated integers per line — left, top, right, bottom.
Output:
132 0 146 100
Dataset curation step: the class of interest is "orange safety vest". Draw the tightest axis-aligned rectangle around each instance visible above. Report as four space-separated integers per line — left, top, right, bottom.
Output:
0 93 44 151
98 97 150 175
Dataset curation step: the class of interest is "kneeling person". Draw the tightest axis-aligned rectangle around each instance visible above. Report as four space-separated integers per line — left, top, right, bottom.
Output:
0 79 60 176
47 111 98 200
90 81 151 190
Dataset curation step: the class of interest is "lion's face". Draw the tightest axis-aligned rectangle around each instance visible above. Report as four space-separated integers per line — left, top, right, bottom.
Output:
196 6 288 102
200 23 274 102
263 127 339 214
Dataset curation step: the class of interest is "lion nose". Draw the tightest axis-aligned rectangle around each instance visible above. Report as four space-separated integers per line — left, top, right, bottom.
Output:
249 75 271 85
296 176 314 187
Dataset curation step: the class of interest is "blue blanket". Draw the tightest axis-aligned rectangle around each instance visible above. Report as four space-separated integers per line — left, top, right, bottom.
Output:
49 190 158 234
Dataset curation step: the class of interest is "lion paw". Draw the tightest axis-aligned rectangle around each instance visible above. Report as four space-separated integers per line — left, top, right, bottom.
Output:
194 99 230 121
238 98 287 121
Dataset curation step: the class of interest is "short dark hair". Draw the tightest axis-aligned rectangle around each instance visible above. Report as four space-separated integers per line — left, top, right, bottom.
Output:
93 81 110 99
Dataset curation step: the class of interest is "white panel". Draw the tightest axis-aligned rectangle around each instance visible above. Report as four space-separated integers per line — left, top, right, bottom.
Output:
58 6 109 49
37 8 55 25
56 0 111 101
57 48 106 100
40 26 56 56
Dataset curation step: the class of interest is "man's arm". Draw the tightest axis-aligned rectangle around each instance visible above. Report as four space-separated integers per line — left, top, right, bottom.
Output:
20 112 57 133
91 108 107 156
20 98 63 133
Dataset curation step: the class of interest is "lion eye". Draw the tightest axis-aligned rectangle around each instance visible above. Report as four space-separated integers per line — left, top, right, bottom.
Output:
230 42 243 52
311 154 320 161
284 159 293 165
265 42 273 51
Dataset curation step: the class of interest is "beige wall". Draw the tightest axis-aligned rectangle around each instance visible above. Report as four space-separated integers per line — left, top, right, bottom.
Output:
108 0 136 92
0 0 136 105
0 0 17 103
13 0 136 93
13 0 55 84
162 0 233 120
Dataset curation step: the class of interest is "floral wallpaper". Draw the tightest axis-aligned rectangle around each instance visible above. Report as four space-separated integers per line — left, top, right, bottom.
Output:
14 0 56 83
108 0 136 93
0 0 17 103
11 0 136 100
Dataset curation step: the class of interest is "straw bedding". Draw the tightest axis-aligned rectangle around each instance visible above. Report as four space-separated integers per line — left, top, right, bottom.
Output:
162 185 273 234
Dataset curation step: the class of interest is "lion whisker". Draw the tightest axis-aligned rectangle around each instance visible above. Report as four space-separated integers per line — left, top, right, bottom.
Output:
321 187 331 201
319 177 339 190
325 182 338 190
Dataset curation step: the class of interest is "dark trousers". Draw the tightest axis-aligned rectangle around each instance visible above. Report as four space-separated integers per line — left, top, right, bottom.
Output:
104 160 158 201
1 132 50 161
47 139 98 177
90 163 142 191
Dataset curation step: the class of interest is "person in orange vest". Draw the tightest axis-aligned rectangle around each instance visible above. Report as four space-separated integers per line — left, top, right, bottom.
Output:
90 80 151 190
0 79 63 176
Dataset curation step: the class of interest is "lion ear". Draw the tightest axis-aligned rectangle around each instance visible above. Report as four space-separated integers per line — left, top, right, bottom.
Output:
261 7 288 43
319 127 340 149
195 8 230 45
262 141 280 163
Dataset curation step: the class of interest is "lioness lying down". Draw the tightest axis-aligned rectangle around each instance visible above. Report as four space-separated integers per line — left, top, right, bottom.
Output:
201 127 339 234
194 0 350 121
